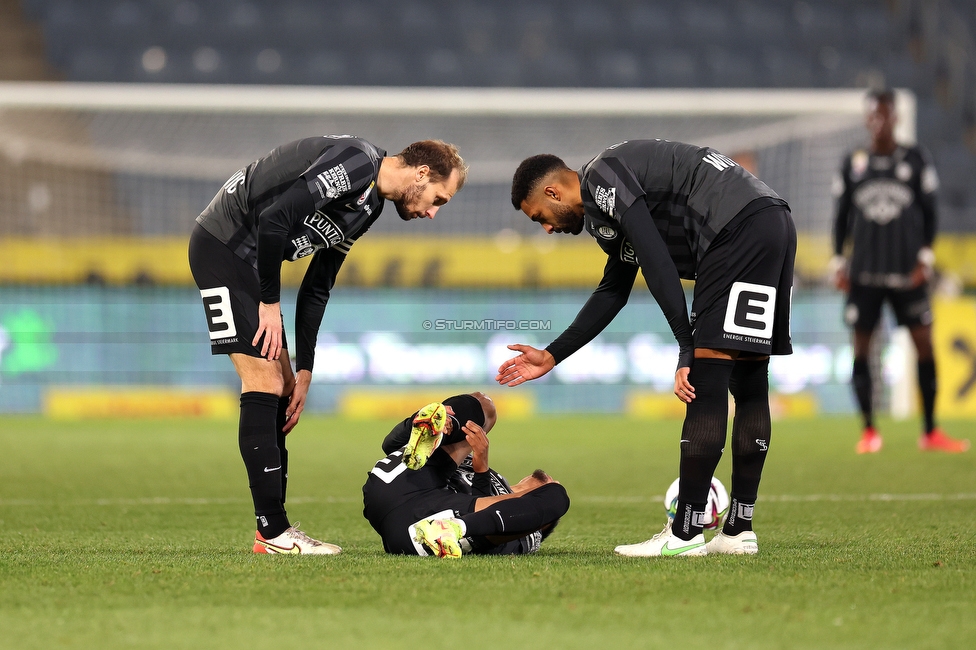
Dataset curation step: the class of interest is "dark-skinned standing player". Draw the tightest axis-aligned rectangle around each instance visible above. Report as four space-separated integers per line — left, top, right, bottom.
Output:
831 88 968 454
500 141 795 556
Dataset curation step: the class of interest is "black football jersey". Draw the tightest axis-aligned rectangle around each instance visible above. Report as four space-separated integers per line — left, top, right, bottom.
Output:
194 136 386 372
579 139 784 279
196 136 385 267
833 145 938 287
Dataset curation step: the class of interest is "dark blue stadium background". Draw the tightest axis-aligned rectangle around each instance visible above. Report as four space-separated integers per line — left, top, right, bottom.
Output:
16 0 976 231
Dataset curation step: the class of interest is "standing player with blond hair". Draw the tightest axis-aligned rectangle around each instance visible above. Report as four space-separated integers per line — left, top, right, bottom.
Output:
189 136 467 554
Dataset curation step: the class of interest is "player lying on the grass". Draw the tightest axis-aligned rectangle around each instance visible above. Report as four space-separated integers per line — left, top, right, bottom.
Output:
362 392 570 558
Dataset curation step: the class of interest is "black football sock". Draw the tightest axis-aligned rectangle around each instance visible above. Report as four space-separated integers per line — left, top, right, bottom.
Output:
276 395 290 504
460 483 570 537
723 496 755 536
918 359 937 435
240 392 289 539
726 358 770 536
672 499 708 540
852 357 873 429
674 358 734 540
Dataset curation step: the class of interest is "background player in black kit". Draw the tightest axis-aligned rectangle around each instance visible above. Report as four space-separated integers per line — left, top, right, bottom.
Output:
831 89 970 455
500 140 796 557
363 392 570 558
188 136 467 554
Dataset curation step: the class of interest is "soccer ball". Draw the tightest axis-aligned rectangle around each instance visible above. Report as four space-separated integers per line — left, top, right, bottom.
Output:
664 477 730 530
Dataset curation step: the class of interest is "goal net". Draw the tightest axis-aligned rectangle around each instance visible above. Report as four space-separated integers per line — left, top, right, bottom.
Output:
0 83 902 241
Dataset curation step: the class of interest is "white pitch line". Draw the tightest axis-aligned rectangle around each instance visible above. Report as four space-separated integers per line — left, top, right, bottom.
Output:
2 494 975 507
577 493 976 504
0 496 360 507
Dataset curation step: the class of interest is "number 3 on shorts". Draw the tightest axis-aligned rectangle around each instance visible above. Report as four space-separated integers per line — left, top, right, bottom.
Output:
723 282 776 339
200 286 238 340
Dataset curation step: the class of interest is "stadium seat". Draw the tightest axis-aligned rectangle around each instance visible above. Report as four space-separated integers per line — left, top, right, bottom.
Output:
361 48 411 86
644 48 702 88
620 2 675 47
423 48 465 87
65 46 118 82
521 48 582 88
592 50 642 88
854 5 895 45
816 49 876 88
459 50 523 87
183 45 234 84
303 49 350 85
736 0 790 35
702 47 762 88
793 1 853 50
395 0 444 33
567 1 615 41
678 1 734 45
240 47 305 85
761 48 817 88
882 51 919 88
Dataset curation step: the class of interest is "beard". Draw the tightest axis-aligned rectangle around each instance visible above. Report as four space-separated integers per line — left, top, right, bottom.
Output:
551 202 584 235
394 182 427 221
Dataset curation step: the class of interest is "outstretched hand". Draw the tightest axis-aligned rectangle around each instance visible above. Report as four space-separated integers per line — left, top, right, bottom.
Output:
495 344 555 387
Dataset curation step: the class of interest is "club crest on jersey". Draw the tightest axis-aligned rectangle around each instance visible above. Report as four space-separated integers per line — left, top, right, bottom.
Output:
315 164 351 199
304 211 345 247
595 225 617 240
853 179 913 225
357 181 375 206
593 185 616 217
290 235 321 260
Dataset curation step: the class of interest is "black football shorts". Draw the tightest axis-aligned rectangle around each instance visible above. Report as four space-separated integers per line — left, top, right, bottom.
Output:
690 204 796 356
188 224 287 357
364 478 477 555
844 283 932 332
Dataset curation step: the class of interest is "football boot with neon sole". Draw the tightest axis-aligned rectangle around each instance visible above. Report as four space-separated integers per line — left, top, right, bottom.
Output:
413 517 465 558
918 429 970 453
705 530 758 555
402 402 448 470
253 523 342 555
855 427 882 454
614 520 706 557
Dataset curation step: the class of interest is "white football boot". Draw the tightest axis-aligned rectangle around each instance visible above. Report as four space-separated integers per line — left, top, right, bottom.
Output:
253 523 342 555
614 520 706 557
705 530 758 555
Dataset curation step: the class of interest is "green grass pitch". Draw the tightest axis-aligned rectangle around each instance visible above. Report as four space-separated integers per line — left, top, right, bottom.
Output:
1 413 974 649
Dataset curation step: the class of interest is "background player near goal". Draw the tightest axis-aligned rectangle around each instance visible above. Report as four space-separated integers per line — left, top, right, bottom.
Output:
831 88 969 455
